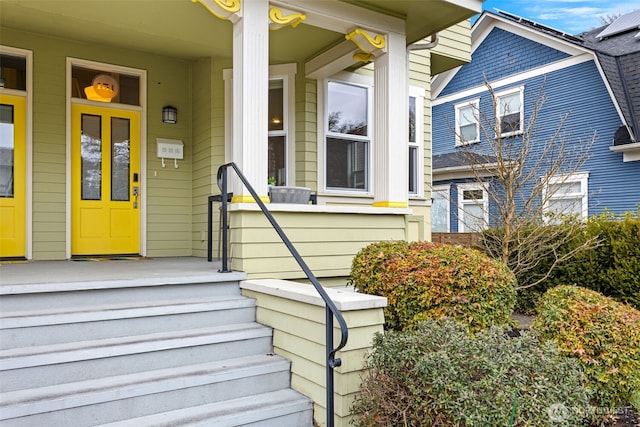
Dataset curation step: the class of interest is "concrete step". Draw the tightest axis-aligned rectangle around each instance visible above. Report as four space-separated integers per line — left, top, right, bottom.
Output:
0 296 256 349
0 278 245 314
0 354 295 426
94 389 314 427
0 323 273 392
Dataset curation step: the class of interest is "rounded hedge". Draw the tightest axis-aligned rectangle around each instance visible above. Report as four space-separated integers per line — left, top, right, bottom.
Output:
350 319 591 427
349 241 517 331
533 285 640 410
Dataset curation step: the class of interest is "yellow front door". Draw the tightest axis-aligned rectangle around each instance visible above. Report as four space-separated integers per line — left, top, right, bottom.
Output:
0 94 27 258
71 104 140 255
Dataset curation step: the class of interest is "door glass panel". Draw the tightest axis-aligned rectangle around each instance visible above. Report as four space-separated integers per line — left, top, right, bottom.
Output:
0 104 14 198
81 114 102 200
111 117 130 201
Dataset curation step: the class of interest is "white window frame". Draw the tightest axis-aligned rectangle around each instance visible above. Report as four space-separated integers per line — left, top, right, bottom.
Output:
431 184 450 232
543 172 589 220
495 86 524 137
457 182 488 232
223 63 296 185
319 72 373 194
454 98 480 146
408 85 425 197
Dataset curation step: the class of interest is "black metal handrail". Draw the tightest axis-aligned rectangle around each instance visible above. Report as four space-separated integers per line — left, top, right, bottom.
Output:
216 162 348 427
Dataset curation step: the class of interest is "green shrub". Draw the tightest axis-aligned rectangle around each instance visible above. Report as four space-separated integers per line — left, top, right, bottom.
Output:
349 241 516 332
533 285 640 410
507 210 640 312
350 319 591 427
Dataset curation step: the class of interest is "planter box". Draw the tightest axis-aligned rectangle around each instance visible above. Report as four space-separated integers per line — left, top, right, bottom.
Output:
269 186 311 204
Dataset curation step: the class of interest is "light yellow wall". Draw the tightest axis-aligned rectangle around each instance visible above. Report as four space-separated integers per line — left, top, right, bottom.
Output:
240 279 387 427
296 72 318 190
229 210 407 279
1 28 193 259
430 20 472 75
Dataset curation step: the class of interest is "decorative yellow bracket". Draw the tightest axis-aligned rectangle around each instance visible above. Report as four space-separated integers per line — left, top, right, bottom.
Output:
192 0 241 23
345 28 386 62
269 7 306 30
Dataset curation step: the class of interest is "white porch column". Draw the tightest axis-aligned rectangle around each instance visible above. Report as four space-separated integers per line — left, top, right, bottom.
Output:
232 0 269 202
373 32 408 207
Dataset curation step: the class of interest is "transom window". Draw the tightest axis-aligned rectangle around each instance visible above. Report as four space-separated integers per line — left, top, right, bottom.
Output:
71 65 140 106
325 80 370 191
496 87 523 136
457 183 488 232
0 53 27 91
455 99 479 145
544 172 589 220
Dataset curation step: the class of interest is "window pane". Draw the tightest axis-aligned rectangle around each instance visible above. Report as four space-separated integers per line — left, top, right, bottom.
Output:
328 81 367 136
499 92 520 115
111 117 130 201
409 96 416 143
501 112 520 134
408 146 417 193
463 203 485 231
0 104 14 198
72 66 140 105
548 197 581 216
459 105 475 126
268 135 286 186
463 189 483 200
550 181 582 196
269 79 284 131
0 54 27 91
81 114 102 200
432 191 448 232
326 137 367 190
460 123 477 142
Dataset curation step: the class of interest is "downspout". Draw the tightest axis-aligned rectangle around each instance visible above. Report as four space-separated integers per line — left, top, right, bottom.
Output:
407 33 440 51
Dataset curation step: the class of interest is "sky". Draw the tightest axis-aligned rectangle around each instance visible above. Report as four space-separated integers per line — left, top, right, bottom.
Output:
474 0 639 35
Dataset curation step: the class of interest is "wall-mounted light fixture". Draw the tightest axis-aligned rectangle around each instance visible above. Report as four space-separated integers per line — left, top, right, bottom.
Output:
162 105 177 124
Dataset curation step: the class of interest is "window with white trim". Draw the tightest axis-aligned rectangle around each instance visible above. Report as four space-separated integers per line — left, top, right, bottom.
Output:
325 80 371 191
431 185 450 232
544 172 589 220
457 183 488 232
223 64 296 185
408 86 424 196
496 87 523 136
455 99 479 145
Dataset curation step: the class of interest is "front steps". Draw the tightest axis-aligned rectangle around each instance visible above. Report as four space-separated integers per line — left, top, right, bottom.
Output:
0 273 313 426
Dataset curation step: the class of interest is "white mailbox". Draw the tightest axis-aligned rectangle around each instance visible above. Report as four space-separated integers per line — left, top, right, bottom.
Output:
156 138 184 168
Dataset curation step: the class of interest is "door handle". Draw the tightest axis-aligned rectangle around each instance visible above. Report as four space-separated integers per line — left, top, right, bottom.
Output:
133 186 139 208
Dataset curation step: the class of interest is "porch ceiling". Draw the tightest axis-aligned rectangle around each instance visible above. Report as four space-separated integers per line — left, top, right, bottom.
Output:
1 0 480 61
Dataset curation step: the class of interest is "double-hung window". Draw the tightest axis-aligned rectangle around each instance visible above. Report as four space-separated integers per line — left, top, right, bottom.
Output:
408 86 425 196
457 183 488 232
455 99 479 145
496 87 523 136
325 80 370 191
544 172 589 220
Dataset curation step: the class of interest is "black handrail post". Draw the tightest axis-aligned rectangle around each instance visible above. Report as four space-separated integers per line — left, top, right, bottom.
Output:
215 162 348 425
219 167 231 273
326 308 335 427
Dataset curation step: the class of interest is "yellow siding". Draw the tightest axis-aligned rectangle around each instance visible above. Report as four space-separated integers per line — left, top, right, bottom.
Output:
241 279 386 427
1 28 193 259
229 210 407 279
430 20 472 75
296 73 318 190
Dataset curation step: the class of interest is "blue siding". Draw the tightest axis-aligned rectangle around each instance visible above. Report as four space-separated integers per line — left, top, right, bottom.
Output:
440 28 570 96
434 55 640 227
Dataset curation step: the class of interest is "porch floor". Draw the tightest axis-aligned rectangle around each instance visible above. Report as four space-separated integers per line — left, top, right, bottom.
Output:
0 257 246 290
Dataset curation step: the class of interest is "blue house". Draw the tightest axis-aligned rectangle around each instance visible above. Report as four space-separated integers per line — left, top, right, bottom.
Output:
431 10 640 233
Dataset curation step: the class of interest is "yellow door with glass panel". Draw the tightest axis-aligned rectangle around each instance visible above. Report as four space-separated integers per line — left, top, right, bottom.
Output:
0 94 26 258
71 104 140 255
